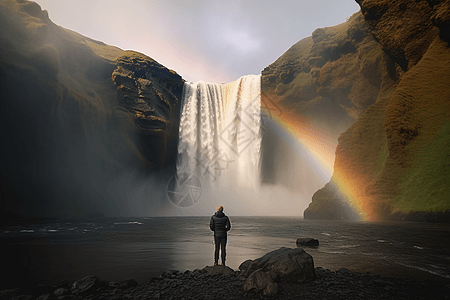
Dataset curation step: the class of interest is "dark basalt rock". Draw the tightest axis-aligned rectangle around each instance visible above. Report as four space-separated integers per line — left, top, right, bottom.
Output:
242 268 278 296
112 50 184 170
239 247 315 283
1 256 449 299
70 275 107 296
296 238 319 246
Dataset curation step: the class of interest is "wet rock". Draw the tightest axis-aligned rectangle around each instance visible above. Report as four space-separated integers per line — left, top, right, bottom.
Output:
240 247 315 283
242 269 278 296
296 238 319 246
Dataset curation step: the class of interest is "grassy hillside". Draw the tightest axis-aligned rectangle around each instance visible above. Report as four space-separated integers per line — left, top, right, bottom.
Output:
386 37 450 215
305 0 450 221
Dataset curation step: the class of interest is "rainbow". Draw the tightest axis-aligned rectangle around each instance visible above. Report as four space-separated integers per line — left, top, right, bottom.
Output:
261 92 367 220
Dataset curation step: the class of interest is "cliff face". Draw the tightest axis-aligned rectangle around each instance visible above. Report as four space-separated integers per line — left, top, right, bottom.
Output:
262 12 394 148
0 0 183 219
304 0 450 221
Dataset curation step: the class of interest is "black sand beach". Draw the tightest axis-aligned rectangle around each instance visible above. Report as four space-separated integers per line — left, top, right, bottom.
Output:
2 265 449 300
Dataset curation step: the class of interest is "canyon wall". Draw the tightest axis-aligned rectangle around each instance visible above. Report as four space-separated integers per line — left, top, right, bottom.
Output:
0 0 183 219
304 0 450 221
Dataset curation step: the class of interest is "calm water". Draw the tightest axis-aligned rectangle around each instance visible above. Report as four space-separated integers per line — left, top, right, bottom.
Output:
2 217 450 289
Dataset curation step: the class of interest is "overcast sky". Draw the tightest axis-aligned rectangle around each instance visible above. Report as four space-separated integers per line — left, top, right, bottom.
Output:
35 0 360 83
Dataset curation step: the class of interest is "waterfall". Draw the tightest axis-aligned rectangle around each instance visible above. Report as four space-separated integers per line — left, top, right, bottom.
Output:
175 75 262 212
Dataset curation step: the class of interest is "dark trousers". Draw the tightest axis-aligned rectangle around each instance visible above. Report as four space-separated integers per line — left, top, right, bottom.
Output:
214 236 227 264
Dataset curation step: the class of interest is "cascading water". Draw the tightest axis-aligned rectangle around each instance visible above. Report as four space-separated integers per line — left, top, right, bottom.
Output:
173 75 262 214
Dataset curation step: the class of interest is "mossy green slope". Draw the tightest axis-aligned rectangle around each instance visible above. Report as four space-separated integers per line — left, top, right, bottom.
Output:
305 0 450 222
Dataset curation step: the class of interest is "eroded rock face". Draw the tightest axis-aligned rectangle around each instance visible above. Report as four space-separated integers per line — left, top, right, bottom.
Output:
0 0 184 219
358 0 439 71
112 50 183 170
429 0 450 42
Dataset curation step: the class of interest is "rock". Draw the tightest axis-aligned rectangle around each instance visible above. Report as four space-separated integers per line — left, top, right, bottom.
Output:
358 0 438 70
240 247 315 283
108 281 120 289
10 296 33 300
200 265 236 277
0 289 18 299
36 293 55 300
337 268 350 274
116 279 138 290
238 259 252 271
112 50 184 169
242 269 278 296
296 238 319 246
70 275 106 295
53 287 68 296
160 270 180 278
56 281 70 289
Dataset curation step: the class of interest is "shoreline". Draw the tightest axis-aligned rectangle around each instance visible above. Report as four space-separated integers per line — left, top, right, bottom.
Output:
1 265 449 300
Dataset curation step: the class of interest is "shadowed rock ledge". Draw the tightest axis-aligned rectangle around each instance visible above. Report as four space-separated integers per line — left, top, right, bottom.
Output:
0 0 184 219
112 50 183 170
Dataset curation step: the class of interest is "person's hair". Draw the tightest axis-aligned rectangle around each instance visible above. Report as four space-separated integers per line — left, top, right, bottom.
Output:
217 205 223 212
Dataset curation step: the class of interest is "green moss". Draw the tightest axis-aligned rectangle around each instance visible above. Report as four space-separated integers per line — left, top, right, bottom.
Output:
393 121 450 212
374 142 388 177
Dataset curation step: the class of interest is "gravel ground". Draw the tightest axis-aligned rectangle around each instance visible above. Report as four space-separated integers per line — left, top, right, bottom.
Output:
2 267 448 300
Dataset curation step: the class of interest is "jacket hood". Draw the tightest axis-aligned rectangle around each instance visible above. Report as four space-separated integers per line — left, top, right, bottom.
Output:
215 211 225 218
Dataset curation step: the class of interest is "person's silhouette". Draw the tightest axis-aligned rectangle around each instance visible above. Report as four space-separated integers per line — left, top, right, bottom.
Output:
210 205 231 266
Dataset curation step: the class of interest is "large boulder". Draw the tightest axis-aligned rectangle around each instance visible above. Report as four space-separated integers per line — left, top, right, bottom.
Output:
239 247 315 283
242 269 278 296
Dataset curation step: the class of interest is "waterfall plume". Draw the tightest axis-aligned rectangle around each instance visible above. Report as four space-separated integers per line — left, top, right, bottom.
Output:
171 75 263 213
169 74 314 216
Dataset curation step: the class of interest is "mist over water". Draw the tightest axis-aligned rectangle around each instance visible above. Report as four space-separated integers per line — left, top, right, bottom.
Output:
167 75 322 216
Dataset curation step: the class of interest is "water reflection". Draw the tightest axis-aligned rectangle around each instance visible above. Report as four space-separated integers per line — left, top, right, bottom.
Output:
1 217 450 289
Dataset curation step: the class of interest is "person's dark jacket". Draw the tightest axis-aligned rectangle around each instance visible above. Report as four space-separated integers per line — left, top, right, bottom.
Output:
210 211 231 238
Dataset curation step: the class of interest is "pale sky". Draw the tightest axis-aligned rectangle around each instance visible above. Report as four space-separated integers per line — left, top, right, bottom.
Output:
35 0 360 83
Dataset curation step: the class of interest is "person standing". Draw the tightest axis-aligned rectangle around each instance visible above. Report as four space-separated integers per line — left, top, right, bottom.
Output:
210 205 231 266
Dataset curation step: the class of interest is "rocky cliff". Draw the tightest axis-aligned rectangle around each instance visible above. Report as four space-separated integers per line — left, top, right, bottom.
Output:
262 12 394 149
0 0 184 219
304 0 450 221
